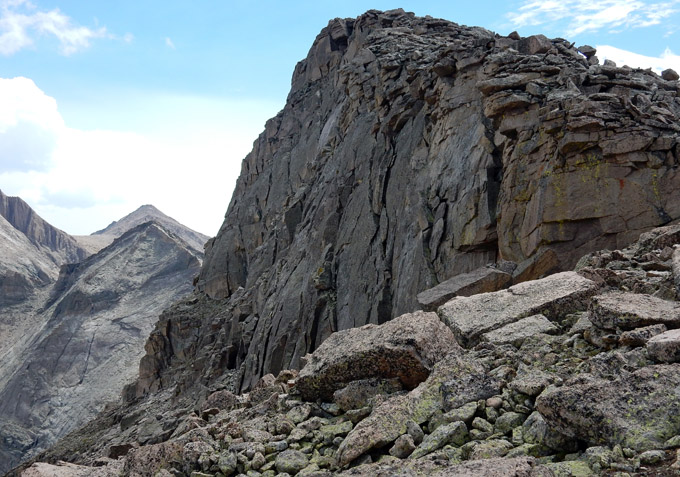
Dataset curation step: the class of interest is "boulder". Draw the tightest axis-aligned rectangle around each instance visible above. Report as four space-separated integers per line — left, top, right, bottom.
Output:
620 324 667 347
296 311 457 401
481 314 558 347
438 272 598 347
333 377 403 411
673 247 680 299
336 351 500 466
536 364 680 450
409 421 468 458
416 267 511 311
275 449 310 474
662 68 679 81
647 329 680 363
589 292 680 330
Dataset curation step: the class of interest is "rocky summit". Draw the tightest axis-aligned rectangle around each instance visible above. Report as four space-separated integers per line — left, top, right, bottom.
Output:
8 7 680 477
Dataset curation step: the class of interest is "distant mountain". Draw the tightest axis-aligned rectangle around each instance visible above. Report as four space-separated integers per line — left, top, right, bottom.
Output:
0 221 203 473
0 190 88 267
0 196 208 474
93 204 209 253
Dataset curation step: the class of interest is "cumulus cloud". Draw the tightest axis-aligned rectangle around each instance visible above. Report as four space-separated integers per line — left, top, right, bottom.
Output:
0 0 108 55
596 45 680 73
0 76 62 171
507 0 679 36
0 76 278 235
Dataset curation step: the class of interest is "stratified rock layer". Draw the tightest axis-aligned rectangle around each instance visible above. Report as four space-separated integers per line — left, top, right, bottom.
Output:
132 8 680 395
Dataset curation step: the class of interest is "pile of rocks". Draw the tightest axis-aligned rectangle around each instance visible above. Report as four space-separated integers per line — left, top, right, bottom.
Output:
20 224 680 476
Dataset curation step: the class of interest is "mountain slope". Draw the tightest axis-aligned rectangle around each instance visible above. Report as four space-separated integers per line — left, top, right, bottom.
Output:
93 204 209 253
133 9 679 396
0 190 88 267
0 221 203 473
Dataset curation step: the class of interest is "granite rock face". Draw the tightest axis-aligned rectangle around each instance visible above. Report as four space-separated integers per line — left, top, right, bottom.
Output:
133 8 680 396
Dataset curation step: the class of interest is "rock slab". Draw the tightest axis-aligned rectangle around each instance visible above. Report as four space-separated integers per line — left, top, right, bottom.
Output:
438 272 598 347
417 267 512 311
295 311 457 401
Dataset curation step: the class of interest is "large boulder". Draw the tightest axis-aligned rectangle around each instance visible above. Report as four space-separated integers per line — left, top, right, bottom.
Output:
438 272 598 347
295 311 457 401
536 364 680 451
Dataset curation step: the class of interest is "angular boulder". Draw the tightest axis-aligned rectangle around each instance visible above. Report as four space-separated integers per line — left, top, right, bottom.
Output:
438 272 598 347
416 267 512 311
673 247 680 299
336 351 500 466
295 311 457 401
589 291 680 330
481 314 558 347
536 364 680 451
647 329 680 363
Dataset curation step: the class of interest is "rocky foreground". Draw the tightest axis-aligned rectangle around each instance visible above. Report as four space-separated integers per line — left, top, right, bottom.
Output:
18 224 680 476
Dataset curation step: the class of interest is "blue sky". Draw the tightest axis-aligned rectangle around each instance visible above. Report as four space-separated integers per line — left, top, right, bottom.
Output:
1 0 679 236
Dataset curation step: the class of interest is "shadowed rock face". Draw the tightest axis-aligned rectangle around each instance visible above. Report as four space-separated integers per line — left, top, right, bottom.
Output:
132 9 680 396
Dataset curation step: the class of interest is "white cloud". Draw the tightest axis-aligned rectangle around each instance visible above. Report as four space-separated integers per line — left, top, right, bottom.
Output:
165 36 174 49
0 0 107 55
0 77 279 236
507 0 679 36
596 45 680 73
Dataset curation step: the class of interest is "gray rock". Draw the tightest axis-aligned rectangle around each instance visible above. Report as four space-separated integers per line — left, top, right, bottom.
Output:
647 329 680 363
508 365 553 397
495 412 527 435
406 420 424 445
410 421 468 458
620 324 668 347
481 314 558 347
417 267 511 311
275 449 310 474
662 68 679 81
674 247 680 299
468 439 514 460
438 272 598 347
389 434 416 458
589 291 680 330
523 412 577 452
577 45 596 59
537 364 680 450
296 311 457 401
333 378 403 411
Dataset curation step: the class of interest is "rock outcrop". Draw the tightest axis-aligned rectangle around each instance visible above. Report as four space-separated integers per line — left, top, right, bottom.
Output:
131 8 679 398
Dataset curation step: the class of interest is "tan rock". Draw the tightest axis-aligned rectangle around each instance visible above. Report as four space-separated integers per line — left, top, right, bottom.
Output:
589 291 680 330
647 329 680 363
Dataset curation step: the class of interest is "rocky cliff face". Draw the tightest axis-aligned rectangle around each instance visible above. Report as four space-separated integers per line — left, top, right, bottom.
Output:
0 200 205 474
137 9 680 396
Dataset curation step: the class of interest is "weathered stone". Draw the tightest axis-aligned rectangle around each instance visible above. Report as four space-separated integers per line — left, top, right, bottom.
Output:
333 378 403 411
275 449 310 474
522 412 578 452
481 314 558 347
296 311 457 401
389 434 416 458
123 441 184 476
545 461 595 477
639 449 667 465
495 412 527 435
662 68 679 81
468 439 515 460
336 456 551 476
410 421 468 458
589 291 680 330
647 329 680 363
417 267 511 311
439 272 598 347
537 364 680 450
673 247 680 299
577 45 596 59
336 351 499 466
508 365 553 397
406 420 424 445
620 324 667 347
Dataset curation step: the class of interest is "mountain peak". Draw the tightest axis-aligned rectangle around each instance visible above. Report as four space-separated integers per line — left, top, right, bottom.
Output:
92 204 209 253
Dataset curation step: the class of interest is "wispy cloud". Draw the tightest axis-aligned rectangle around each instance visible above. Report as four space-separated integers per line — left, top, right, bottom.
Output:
164 36 175 49
507 0 680 36
0 0 108 55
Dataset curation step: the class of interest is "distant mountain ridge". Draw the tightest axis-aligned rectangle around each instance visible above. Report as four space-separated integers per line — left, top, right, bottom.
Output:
0 195 207 474
93 204 209 253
